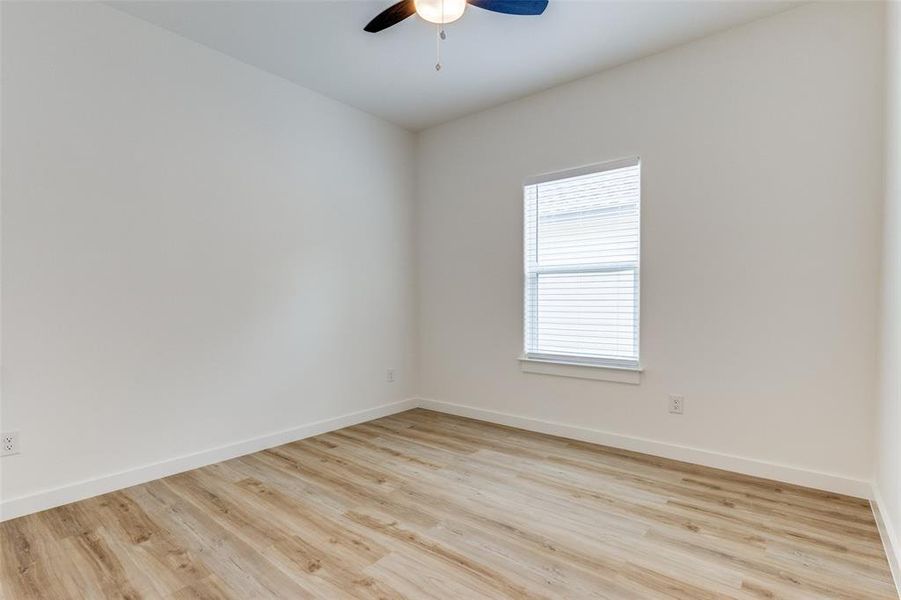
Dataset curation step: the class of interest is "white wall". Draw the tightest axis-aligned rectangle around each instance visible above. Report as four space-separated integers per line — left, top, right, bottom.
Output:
416 2 884 491
876 0 901 585
0 0 892 525
0 2 417 515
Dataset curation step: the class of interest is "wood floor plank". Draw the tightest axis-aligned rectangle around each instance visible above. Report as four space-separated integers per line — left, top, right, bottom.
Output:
1 409 896 599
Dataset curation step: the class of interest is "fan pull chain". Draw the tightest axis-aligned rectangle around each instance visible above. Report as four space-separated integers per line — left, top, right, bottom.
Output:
435 24 441 71
435 0 446 71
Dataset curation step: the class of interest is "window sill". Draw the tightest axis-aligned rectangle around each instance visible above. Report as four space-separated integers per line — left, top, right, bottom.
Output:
518 356 642 384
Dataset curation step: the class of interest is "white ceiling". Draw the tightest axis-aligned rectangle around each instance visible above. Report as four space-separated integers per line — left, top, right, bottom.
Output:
113 0 798 131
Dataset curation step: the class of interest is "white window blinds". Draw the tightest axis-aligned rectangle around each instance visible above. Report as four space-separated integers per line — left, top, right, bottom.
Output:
524 157 640 368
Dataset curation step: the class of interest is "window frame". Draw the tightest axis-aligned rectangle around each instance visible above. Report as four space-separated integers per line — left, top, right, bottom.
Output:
522 156 642 373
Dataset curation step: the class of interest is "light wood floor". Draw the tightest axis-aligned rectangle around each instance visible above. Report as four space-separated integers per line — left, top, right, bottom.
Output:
1 409 897 599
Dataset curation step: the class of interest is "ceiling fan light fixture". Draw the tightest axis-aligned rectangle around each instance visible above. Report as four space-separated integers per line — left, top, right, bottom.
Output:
414 0 466 24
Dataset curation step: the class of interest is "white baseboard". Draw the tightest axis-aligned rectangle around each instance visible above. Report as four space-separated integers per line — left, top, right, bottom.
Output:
871 484 901 598
416 398 872 499
0 399 418 522
0 397 877 524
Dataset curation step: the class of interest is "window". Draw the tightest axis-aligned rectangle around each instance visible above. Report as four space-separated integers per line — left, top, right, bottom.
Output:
523 157 640 370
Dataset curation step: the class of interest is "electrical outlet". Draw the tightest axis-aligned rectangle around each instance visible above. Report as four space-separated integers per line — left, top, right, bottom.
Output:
386 368 396 383
1 431 20 456
668 395 684 415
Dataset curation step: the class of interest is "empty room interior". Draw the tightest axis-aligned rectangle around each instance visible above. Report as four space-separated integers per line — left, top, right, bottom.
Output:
1 0 900 597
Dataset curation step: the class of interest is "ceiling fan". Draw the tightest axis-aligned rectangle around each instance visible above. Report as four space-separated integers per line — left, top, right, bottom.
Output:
364 0 549 33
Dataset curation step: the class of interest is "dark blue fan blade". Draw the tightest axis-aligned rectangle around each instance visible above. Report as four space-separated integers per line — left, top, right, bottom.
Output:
468 0 548 16
364 0 416 32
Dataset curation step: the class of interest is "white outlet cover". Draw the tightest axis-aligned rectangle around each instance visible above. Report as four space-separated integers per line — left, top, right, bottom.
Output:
669 395 684 414
1 431 20 456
